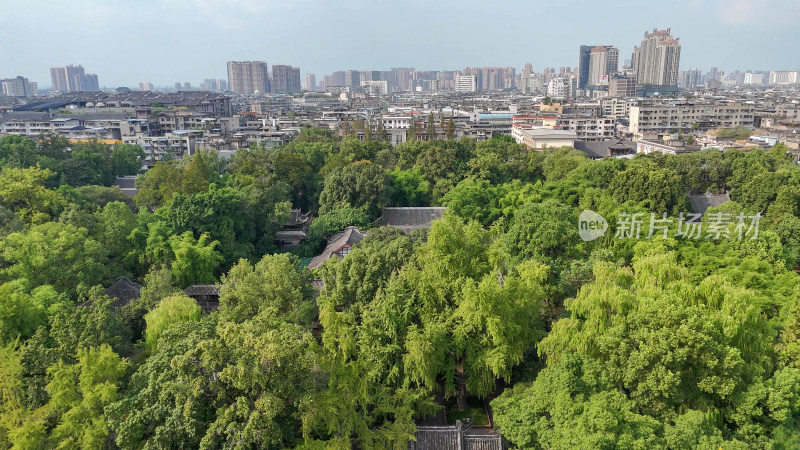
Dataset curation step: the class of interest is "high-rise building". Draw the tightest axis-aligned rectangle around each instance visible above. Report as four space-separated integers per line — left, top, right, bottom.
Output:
138 81 153 91
391 68 414 91
769 70 800 85
743 73 764 85
577 45 593 90
679 69 702 88
1 76 37 97
227 61 270 94
201 79 228 91
462 67 516 91
50 65 99 92
305 73 316 91
522 63 533 80
631 28 681 87
454 75 477 93
587 46 619 88
272 65 301 94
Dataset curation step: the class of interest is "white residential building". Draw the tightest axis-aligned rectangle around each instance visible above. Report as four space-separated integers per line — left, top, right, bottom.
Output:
547 78 570 97
743 73 764 85
769 70 800 85
629 102 754 138
512 125 577 149
454 75 477 93
361 80 389 95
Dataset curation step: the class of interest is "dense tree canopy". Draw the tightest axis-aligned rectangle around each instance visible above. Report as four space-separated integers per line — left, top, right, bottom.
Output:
1 130 799 448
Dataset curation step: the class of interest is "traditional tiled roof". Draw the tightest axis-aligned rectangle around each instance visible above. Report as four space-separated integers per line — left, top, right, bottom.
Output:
184 285 221 297
689 192 731 214
308 226 366 269
381 207 446 232
574 139 634 159
103 276 142 309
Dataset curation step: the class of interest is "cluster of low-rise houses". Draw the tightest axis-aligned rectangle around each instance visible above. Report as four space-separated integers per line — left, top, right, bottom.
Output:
1 83 799 167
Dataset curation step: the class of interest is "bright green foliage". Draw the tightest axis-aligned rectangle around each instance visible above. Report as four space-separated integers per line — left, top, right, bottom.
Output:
44 345 127 449
106 319 217 449
168 232 222 288
110 143 145 177
303 205 370 253
387 167 431 207
0 129 799 449
49 291 133 358
219 254 314 324
0 280 61 345
0 222 109 296
609 162 686 214
0 166 65 223
318 160 390 218
159 184 250 267
199 316 322 448
144 294 202 349
495 247 793 448
134 150 222 210
5 345 127 450
468 135 532 184
502 198 580 263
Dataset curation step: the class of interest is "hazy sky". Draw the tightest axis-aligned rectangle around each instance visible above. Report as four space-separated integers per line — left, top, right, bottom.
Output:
2 0 799 88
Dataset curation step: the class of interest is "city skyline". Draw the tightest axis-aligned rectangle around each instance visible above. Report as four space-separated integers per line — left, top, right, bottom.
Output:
1 0 799 87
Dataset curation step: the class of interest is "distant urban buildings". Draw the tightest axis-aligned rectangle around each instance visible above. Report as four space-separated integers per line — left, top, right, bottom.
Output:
454 75 478 93
305 73 316 91
769 70 800 85
50 65 99 92
272 65 301 94
679 69 702 88
462 67 516 91
1 76 37 97
201 79 228 92
547 78 571 97
578 45 617 90
361 80 389 95
587 45 619 88
139 81 153 91
227 61 270 94
631 28 681 87
744 73 764 85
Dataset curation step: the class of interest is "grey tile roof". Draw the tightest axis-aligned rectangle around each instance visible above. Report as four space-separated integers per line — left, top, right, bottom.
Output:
574 139 634 159
184 285 221 296
103 276 142 309
308 226 366 269
689 192 731 214
381 207 446 232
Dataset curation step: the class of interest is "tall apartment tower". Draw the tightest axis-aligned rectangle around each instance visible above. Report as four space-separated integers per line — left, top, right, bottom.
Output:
522 63 533 80
391 68 414 92
587 46 619 87
0 76 37 97
305 73 316 91
227 61 270 94
50 65 100 92
577 45 593 90
631 28 681 87
272 65 301 94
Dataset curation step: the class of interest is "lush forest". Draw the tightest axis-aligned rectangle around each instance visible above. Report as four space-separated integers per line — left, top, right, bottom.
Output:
1 130 799 449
